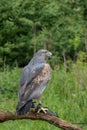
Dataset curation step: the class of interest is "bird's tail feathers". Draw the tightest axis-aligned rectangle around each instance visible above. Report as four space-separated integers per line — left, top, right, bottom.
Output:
16 100 32 115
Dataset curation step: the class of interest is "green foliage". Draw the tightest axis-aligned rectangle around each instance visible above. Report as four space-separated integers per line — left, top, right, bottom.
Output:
0 68 21 99
0 0 87 67
0 2 87 129
0 63 87 129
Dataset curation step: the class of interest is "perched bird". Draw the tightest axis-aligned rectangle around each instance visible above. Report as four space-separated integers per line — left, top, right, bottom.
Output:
16 49 52 115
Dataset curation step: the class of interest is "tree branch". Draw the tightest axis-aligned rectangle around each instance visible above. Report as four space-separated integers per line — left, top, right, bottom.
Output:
0 110 82 130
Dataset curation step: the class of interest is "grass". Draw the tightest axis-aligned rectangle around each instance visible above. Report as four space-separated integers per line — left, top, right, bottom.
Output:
0 61 87 130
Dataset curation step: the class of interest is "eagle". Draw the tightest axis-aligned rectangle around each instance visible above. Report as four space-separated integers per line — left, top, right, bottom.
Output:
16 49 52 115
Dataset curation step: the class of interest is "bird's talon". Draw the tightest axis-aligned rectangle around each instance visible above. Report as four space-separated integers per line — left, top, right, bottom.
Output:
36 107 48 114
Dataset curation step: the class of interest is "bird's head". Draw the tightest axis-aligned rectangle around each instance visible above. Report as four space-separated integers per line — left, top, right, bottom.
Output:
33 49 52 63
36 49 52 59
29 49 52 65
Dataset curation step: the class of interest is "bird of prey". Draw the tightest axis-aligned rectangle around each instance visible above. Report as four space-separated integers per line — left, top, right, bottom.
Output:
16 49 52 115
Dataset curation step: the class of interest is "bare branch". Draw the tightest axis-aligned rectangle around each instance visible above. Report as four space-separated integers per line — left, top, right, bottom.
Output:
0 110 82 130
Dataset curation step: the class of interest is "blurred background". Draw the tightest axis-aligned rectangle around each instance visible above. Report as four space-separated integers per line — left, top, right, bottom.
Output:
0 0 87 130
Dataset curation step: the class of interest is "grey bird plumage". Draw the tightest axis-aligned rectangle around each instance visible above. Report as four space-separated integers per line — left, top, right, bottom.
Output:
16 49 52 115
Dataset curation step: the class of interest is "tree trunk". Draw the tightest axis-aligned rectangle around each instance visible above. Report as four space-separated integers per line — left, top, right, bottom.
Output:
33 24 37 55
62 50 67 72
85 29 87 52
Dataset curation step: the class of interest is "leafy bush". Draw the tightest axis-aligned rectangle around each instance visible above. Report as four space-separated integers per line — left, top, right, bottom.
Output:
0 67 21 99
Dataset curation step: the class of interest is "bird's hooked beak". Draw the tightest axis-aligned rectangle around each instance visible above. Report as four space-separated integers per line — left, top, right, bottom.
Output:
46 51 52 57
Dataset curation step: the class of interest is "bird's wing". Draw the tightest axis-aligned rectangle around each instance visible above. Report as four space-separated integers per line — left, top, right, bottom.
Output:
18 63 45 102
20 63 45 86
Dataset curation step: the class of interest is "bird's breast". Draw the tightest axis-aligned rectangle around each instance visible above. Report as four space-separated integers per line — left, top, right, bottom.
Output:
27 64 51 100
33 63 51 84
